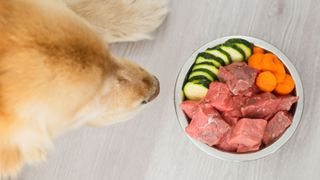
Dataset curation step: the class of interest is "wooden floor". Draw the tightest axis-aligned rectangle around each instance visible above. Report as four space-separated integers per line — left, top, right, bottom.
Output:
21 0 320 179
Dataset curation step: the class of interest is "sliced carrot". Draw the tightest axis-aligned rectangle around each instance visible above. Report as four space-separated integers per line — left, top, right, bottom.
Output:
256 71 277 92
275 74 295 95
273 58 286 83
253 46 265 54
248 53 264 70
261 53 277 72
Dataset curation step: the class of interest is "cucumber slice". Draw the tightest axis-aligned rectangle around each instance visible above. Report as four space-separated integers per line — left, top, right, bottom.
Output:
217 47 232 64
195 56 222 68
225 38 253 60
190 78 211 88
183 81 209 100
220 44 245 62
192 62 219 75
195 52 224 67
205 48 230 65
188 70 215 81
190 68 217 81
234 43 252 60
225 38 253 49
188 75 212 83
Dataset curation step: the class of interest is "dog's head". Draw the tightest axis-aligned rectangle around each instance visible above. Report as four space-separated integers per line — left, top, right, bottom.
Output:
112 58 160 105
92 56 160 126
0 0 160 130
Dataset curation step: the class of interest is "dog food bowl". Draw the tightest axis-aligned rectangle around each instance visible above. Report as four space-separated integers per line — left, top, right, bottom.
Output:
174 36 304 161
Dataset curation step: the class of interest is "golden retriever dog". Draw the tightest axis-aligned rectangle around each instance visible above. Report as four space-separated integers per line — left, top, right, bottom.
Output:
0 0 168 178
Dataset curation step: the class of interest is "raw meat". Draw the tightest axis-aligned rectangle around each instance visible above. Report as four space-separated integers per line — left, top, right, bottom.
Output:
181 60 299 153
204 82 234 112
221 95 248 126
263 111 293 145
218 62 258 96
278 96 299 111
186 104 231 146
241 93 298 119
237 143 261 153
221 112 239 126
229 118 267 147
180 100 201 119
216 130 238 152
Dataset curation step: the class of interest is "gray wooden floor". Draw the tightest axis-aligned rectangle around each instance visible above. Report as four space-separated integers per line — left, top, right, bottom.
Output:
20 0 320 179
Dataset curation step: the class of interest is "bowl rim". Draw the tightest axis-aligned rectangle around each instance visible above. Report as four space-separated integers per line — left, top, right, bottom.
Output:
174 35 304 161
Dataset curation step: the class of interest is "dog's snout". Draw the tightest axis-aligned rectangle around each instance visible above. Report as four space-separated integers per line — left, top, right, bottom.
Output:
144 76 160 103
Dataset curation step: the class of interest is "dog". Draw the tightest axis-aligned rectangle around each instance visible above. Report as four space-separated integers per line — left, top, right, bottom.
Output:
0 0 168 178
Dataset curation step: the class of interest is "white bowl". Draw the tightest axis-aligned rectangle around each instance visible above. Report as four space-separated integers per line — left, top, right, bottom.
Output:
174 36 304 161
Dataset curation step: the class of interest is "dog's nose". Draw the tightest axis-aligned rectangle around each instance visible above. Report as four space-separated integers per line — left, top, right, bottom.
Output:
144 76 160 103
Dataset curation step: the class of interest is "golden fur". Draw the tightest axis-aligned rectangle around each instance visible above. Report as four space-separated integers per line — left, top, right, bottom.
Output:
0 0 167 178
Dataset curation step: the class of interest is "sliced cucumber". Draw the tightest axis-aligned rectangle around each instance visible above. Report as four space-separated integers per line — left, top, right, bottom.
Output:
225 38 253 60
220 44 245 62
190 77 211 88
192 62 219 75
217 47 232 64
195 52 224 67
235 43 252 59
205 48 230 65
183 81 209 100
225 38 253 49
188 70 215 81
195 56 219 67
190 68 217 80
188 75 212 83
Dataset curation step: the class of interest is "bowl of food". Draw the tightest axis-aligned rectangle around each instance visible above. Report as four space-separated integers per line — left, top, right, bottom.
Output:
174 36 303 161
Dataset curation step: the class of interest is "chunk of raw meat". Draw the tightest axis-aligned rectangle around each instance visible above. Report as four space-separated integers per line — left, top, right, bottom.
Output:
221 95 248 126
278 95 299 111
204 82 234 112
229 118 267 147
237 143 261 153
263 111 293 145
186 104 231 146
216 130 238 152
180 100 201 119
241 93 298 119
218 62 258 96
221 112 239 126
241 93 278 119
232 95 249 108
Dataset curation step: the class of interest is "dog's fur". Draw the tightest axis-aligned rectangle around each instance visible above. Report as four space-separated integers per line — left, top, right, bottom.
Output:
0 0 168 178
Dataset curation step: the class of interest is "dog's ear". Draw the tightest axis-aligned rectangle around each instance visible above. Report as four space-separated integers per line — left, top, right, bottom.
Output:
65 0 169 43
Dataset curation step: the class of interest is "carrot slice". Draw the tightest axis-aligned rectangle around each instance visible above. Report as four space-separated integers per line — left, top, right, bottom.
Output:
256 71 277 92
274 58 286 83
253 46 265 54
261 53 277 72
275 74 295 95
248 53 264 70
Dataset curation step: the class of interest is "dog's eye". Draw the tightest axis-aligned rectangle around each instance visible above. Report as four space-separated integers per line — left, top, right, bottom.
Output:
117 77 128 83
